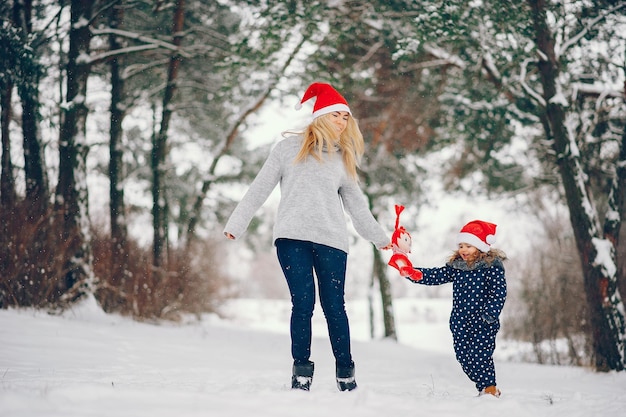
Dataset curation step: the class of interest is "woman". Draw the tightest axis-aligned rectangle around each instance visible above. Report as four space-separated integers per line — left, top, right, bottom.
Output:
223 82 390 391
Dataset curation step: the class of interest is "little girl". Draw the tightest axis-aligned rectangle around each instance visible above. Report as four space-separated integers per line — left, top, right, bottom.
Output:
404 220 507 397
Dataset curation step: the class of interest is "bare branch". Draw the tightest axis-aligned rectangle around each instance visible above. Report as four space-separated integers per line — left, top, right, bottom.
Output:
355 40 384 68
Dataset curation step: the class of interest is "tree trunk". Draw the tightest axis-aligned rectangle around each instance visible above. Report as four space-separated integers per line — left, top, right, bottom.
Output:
152 0 185 269
612 105 626 314
20 82 48 219
373 246 397 340
14 0 48 219
367 270 376 339
1 82 17 209
106 0 129 312
528 0 625 371
54 0 95 303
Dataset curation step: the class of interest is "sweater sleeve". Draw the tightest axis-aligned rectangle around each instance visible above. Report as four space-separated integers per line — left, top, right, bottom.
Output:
339 180 389 249
223 144 282 240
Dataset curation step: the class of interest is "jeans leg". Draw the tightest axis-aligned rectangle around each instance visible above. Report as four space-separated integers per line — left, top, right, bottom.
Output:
276 239 316 364
311 242 351 367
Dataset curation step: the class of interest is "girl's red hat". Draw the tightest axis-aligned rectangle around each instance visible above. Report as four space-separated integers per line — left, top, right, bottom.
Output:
456 220 497 253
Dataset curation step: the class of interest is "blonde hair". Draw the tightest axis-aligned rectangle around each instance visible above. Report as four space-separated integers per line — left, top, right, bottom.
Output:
287 113 364 180
448 248 507 267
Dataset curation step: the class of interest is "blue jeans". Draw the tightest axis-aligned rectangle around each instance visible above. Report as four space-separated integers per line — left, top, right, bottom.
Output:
275 238 352 368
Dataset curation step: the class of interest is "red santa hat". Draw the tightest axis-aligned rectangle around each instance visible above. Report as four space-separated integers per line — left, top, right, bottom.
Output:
294 82 351 119
456 220 497 253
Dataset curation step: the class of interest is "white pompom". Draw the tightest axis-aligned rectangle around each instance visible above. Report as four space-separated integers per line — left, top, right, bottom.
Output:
486 234 496 244
295 102 302 110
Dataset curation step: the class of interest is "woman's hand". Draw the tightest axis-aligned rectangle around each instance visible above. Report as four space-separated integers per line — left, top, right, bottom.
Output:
224 232 235 240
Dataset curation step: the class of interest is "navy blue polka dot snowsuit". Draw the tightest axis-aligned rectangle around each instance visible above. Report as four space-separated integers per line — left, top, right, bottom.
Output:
412 257 507 392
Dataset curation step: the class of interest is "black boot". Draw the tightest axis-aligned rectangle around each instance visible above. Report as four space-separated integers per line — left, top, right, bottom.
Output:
291 361 314 391
336 362 357 391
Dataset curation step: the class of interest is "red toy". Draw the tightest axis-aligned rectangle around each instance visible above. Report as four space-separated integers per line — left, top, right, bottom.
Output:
387 205 422 281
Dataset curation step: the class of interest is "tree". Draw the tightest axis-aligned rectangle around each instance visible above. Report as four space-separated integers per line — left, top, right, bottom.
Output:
525 0 625 371
103 0 130 312
54 0 96 303
84 0 289 315
617 123 626 307
14 0 48 219
390 0 626 370
1 0 48 215
151 0 185 271
0 81 15 208
0 20 18 210
1 1 77 308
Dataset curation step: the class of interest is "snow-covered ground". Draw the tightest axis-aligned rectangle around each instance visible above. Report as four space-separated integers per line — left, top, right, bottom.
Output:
2 296 625 417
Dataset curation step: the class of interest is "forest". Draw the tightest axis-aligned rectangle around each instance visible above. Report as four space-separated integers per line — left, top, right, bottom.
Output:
1 0 625 373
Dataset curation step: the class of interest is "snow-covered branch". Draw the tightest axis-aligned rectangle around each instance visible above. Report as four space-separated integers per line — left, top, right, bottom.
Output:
481 53 501 83
398 44 466 72
91 27 191 58
89 44 162 66
123 59 170 79
519 58 546 107
399 58 462 72
423 44 466 69
556 3 626 59
572 83 624 101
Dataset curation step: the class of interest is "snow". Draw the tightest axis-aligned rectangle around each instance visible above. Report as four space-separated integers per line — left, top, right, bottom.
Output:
2 296 626 417
548 92 568 107
592 237 617 278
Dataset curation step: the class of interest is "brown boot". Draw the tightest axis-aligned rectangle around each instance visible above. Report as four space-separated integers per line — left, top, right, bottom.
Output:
482 385 501 397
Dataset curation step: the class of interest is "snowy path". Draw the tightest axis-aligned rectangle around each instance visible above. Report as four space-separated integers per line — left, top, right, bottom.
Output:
1 297 625 417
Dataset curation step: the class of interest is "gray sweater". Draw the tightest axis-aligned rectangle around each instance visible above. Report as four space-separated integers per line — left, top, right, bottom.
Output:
223 136 389 253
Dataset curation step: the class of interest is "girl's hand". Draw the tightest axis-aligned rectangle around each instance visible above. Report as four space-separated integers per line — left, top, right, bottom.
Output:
224 232 235 240
381 242 392 250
